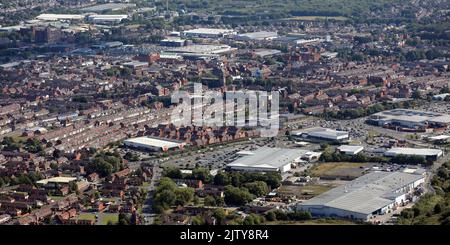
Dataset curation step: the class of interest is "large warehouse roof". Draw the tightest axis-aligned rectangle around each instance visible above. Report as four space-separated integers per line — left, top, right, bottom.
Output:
293 127 349 141
299 171 425 215
227 147 310 171
183 28 235 36
384 147 443 157
124 137 181 148
36 14 85 21
371 109 450 124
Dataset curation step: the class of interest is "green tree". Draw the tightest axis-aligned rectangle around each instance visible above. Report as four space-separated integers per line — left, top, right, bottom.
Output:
224 186 255 206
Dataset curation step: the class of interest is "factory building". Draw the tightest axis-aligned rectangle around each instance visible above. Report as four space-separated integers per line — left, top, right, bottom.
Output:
337 145 364 155
234 31 278 41
162 44 236 59
227 147 317 173
182 28 236 38
367 109 450 131
123 136 185 152
384 147 443 161
297 170 426 221
87 15 129 24
291 127 349 143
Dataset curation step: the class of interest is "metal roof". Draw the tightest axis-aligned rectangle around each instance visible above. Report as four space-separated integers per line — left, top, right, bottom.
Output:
384 147 443 157
227 147 310 170
124 137 182 148
299 171 425 215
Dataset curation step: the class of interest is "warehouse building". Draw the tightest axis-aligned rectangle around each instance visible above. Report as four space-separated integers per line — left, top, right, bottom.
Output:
36 14 85 21
182 28 236 38
234 31 278 41
163 44 236 59
227 147 315 173
297 170 426 221
384 147 443 161
87 15 129 24
367 109 450 130
123 136 185 152
291 127 349 143
337 145 364 155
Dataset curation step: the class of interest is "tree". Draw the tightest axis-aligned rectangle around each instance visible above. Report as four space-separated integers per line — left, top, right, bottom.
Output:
242 213 264 225
52 149 63 159
174 188 194 206
118 212 132 225
191 167 212 183
433 203 442 214
264 172 282 189
164 167 183 179
213 208 226 225
265 211 277 221
224 186 255 206
244 181 270 197
191 215 205 225
204 195 216 206
214 171 231 186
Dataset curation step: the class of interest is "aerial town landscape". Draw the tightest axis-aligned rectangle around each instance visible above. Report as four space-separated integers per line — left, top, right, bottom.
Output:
0 0 449 227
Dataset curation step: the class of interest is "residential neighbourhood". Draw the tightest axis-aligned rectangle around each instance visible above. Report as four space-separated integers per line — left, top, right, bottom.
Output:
0 0 449 227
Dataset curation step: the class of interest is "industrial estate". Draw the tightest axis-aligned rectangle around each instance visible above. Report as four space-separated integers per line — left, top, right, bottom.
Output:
0 0 449 227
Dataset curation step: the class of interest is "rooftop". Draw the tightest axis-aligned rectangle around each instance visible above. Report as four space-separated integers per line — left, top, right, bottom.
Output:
124 136 182 148
36 177 77 185
299 171 425 215
36 14 86 21
183 28 235 35
80 3 136 12
371 109 450 124
384 147 443 157
227 147 310 170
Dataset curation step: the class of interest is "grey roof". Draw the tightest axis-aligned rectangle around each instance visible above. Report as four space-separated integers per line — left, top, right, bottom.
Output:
299 171 425 215
227 147 309 170
371 109 450 124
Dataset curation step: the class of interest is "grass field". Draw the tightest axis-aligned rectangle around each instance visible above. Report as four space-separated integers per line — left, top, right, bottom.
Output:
48 195 66 201
99 213 119 225
77 213 96 221
310 162 368 179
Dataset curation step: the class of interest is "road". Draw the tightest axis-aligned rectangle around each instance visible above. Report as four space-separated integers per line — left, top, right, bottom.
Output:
141 164 162 225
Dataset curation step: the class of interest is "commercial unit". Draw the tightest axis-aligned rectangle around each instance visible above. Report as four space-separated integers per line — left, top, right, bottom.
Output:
291 127 349 143
123 136 185 152
227 147 315 173
367 109 450 130
337 145 364 155
234 31 278 41
163 44 236 59
384 147 443 161
36 14 85 21
80 3 136 12
87 15 129 24
297 170 426 220
160 38 186 47
182 28 236 38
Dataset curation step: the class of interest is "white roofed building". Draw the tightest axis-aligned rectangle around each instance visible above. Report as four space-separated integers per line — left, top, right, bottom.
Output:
227 147 316 173
337 145 364 155
123 136 185 152
297 170 426 221
291 127 349 143
183 28 236 38
384 147 443 161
